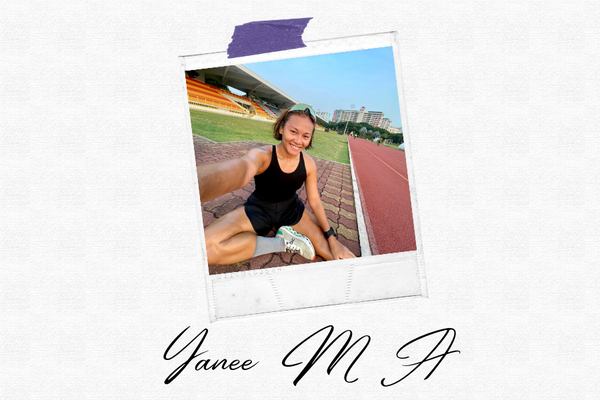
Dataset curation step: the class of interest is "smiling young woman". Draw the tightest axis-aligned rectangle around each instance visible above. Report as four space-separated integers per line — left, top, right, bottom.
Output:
197 104 356 266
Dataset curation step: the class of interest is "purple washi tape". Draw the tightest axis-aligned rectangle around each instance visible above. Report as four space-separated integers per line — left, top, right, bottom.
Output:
227 18 313 58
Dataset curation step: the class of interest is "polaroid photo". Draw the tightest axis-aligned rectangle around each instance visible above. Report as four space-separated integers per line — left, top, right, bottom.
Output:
179 32 427 321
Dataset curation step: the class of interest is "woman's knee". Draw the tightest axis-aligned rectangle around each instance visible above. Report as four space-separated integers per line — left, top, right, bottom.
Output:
204 231 220 263
203 218 236 264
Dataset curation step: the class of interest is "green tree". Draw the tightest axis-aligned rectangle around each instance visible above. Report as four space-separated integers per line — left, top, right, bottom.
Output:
205 77 229 91
388 133 404 144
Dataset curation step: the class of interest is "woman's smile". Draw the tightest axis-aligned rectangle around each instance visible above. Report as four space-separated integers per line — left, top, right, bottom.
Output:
290 142 303 151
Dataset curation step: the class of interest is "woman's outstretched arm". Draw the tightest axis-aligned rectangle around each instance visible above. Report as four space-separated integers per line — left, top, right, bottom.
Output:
197 147 269 203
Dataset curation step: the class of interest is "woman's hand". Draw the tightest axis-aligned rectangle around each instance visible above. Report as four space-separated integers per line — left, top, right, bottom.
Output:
328 236 356 259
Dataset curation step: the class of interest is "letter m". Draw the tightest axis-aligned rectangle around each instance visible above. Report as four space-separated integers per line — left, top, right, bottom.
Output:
282 325 371 386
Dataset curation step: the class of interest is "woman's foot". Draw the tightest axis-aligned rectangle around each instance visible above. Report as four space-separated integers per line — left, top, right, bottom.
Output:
276 226 316 260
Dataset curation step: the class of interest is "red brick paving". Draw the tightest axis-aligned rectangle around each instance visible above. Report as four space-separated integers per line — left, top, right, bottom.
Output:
338 215 358 231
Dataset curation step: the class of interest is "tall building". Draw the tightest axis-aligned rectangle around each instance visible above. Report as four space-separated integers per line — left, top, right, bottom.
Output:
332 106 386 128
316 110 330 122
340 109 360 122
362 111 384 127
358 106 366 123
332 109 342 123
381 118 391 131
389 126 402 134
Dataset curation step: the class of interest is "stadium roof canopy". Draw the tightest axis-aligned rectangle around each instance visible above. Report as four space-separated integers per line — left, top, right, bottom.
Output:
190 65 326 125
196 65 296 108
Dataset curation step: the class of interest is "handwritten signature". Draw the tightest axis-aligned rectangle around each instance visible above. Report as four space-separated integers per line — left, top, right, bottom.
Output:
163 325 459 386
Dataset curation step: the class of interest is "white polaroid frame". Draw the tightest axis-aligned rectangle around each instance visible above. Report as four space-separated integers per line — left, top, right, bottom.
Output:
179 32 427 321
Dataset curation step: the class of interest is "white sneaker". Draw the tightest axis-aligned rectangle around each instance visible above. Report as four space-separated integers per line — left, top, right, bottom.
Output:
276 226 316 260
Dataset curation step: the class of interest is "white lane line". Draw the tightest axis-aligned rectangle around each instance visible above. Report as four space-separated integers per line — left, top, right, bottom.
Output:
347 141 372 257
388 156 407 167
380 148 407 167
359 143 409 182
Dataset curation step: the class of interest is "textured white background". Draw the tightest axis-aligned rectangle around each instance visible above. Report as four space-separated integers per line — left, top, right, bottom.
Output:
1 1 599 399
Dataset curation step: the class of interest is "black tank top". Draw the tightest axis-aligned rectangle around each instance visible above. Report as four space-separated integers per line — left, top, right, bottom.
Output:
253 145 306 203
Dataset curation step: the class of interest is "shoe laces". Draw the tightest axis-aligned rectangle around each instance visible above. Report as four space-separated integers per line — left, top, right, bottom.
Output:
285 242 301 254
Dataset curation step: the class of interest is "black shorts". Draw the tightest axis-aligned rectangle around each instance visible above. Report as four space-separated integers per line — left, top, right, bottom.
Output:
244 193 305 236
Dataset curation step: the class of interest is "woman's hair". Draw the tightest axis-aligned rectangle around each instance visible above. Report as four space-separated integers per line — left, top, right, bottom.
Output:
272 107 316 150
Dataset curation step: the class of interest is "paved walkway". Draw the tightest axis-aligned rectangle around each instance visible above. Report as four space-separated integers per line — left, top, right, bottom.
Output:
193 135 361 275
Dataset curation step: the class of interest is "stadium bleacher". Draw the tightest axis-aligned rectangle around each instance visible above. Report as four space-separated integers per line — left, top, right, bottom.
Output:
186 77 245 114
224 90 272 119
215 88 249 103
250 100 272 119
254 100 278 118
263 103 281 117
186 75 290 121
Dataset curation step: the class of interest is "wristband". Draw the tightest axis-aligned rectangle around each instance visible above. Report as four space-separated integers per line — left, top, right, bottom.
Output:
324 227 337 239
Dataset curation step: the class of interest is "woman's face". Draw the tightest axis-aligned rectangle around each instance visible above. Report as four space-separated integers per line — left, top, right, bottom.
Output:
279 113 314 156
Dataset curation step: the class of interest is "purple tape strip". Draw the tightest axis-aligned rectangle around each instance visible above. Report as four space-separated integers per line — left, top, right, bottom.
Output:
227 18 312 58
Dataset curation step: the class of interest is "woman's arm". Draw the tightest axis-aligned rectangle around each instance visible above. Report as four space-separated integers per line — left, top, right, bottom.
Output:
197 146 269 203
304 155 355 259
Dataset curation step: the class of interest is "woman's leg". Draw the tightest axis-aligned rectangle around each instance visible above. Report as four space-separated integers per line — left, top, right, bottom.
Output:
291 210 355 260
204 207 258 265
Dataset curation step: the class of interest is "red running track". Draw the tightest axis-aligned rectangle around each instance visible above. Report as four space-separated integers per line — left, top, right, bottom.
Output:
348 138 416 255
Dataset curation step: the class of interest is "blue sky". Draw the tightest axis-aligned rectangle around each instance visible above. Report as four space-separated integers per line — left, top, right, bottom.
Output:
241 47 402 128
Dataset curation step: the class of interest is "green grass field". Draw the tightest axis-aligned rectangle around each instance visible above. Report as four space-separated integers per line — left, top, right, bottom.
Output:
189 109 350 164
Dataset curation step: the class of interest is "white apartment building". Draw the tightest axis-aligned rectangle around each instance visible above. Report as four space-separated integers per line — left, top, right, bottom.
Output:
333 106 385 128
362 111 384 127
380 118 391 131
316 110 330 122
